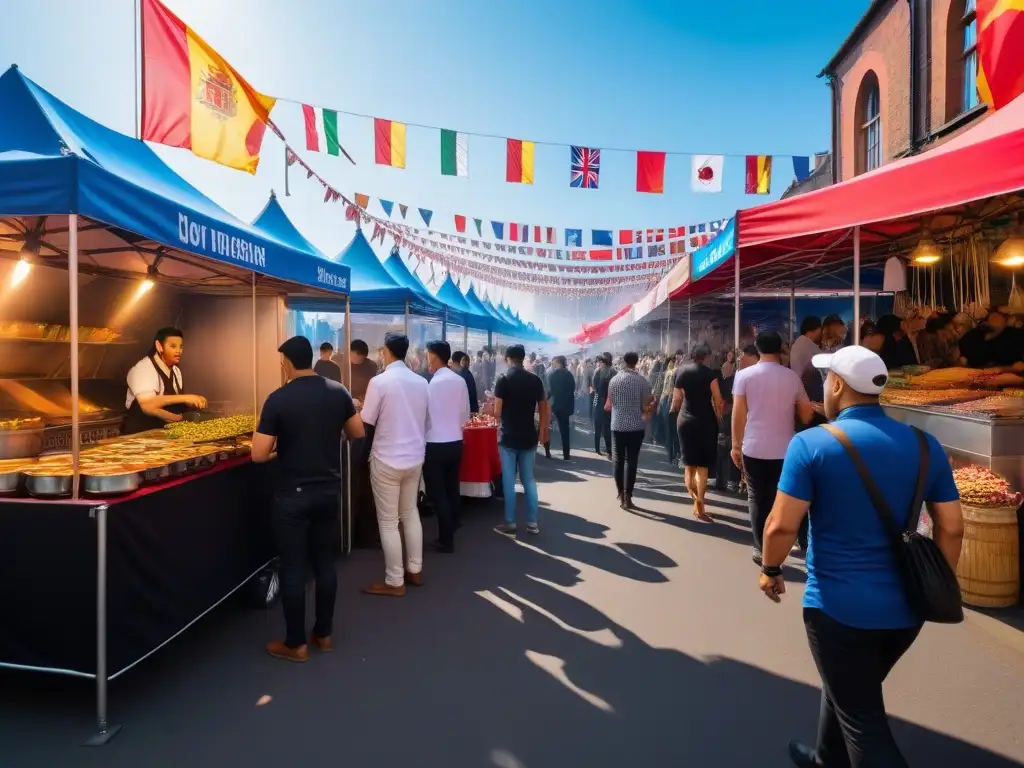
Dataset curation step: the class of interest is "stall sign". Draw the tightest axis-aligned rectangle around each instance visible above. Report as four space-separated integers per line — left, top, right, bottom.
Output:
691 218 736 282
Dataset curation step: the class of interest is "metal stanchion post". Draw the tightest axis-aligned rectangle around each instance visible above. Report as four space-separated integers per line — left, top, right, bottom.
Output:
84 504 121 746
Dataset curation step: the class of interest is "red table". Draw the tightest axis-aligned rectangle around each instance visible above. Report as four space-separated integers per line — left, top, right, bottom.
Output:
460 425 501 497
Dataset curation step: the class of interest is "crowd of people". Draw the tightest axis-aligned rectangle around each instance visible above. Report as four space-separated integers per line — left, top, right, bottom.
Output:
242 304 1024 765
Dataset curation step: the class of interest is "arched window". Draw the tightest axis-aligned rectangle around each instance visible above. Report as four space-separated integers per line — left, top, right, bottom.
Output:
946 0 979 120
855 72 882 174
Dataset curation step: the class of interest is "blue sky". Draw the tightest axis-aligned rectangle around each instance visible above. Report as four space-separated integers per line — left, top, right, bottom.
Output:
2 0 870 322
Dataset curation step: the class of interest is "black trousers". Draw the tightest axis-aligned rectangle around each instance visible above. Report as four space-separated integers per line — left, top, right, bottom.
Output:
545 410 572 458
743 455 809 552
804 608 922 767
273 485 340 648
593 407 612 454
612 430 645 496
424 440 463 548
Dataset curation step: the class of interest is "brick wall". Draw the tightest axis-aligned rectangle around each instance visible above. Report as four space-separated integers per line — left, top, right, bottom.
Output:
834 0 911 181
831 0 989 181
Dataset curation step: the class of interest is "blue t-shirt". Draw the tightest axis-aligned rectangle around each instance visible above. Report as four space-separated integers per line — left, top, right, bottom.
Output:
778 404 959 630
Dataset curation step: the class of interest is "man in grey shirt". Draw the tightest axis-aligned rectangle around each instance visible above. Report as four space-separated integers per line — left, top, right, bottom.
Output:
607 351 653 510
789 316 824 403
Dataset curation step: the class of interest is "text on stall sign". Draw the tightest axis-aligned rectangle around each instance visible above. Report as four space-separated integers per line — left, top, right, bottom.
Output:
178 213 267 268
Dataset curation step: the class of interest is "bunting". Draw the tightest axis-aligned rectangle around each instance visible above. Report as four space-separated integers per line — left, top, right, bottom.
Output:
506 139 535 184
354 192 370 209
565 229 583 247
474 218 483 236
744 155 772 194
419 208 433 226
636 151 666 194
379 199 394 217
374 118 406 168
440 129 469 177
455 214 467 233
399 204 409 219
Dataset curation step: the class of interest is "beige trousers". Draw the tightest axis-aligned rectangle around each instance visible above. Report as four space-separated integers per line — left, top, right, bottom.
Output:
369 458 424 587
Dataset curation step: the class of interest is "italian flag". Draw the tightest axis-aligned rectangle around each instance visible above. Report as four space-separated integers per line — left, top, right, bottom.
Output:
302 105 343 156
440 129 468 177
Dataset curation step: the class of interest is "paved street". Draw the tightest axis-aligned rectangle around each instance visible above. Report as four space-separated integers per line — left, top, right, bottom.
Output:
2 437 1023 767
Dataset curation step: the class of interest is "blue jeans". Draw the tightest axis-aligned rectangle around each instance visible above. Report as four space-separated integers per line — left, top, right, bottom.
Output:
499 445 539 525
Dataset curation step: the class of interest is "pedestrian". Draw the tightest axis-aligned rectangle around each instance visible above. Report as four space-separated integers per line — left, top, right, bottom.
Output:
759 346 964 767
671 343 722 522
423 340 470 554
659 359 679 465
360 332 429 597
313 341 342 383
790 316 825 404
251 336 364 662
345 338 379 404
820 314 848 353
545 355 576 460
607 351 654 510
731 332 814 565
493 344 549 536
451 351 479 413
591 353 615 457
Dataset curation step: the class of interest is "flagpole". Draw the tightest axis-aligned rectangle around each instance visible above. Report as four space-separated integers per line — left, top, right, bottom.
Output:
133 0 141 139
284 145 291 197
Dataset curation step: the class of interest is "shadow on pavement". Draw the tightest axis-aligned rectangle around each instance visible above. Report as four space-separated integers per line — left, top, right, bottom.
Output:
0 466 1015 767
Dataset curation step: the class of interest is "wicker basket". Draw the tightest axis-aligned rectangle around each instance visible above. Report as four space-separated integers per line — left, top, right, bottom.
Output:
956 504 1021 608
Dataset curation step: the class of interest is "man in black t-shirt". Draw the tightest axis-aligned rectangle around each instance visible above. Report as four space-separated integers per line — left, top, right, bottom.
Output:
493 344 549 536
252 336 364 663
314 341 343 382
590 353 615 456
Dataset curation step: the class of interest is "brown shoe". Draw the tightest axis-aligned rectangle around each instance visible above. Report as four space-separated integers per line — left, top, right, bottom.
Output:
310 633 333 653
361 582 406 597
405 571 424 587
266 640 309 663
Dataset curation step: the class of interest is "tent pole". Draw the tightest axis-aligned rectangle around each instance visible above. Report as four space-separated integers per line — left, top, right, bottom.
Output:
853 226 861 344
404 298 409 336
666 296 671 354
70 214 80 499
790 280 796 343
441 308 448 342
344 296 352 555
133 0 141 139
687 298 691 353
463 325 469 355
252 273 257 423
83 503 120 746
734 248 741 353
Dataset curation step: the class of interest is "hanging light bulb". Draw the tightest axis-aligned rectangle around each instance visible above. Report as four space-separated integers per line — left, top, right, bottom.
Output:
9 258 32 287
910 225 942 266
993 211 1024 268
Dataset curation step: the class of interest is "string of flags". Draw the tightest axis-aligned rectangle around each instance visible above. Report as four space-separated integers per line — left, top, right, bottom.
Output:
293 102 824 195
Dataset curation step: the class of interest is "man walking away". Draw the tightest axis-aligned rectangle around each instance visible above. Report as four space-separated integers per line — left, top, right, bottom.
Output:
452 351 479 413
607 351 653 509
732 332 813 566
591 353 615 457
252 336 364 662
758 346 963 767
360 332 429 596
545 355 576 460
494 344 549 536
314 342 342 383
423 340 470 554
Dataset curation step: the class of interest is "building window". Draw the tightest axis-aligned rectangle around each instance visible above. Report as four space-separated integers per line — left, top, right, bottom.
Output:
962 0 979 112
855 71 882 174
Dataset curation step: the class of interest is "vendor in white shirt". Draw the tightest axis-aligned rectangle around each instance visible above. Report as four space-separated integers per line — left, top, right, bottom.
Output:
122 327 207 435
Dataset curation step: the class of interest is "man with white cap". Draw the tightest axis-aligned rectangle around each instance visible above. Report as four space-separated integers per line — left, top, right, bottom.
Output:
757 346 964 767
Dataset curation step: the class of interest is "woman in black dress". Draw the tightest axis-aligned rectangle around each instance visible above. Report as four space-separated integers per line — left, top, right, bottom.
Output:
671 344 723 522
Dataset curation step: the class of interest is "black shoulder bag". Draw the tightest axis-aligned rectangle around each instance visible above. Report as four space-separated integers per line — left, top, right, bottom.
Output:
822 424 964 625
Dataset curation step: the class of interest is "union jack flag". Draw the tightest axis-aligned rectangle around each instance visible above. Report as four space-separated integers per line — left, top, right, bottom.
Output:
569 146 600 189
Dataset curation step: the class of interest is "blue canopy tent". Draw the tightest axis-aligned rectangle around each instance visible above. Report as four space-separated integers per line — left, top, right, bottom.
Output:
250 191 325 260
435 274 495 349
381 249 446 319
0 65 354 738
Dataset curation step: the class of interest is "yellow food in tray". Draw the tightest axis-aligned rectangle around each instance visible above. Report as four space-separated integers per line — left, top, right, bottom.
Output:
164 414 256 443
0 416 44 431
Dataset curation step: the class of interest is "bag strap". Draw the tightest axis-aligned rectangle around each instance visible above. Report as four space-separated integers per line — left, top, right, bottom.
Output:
907 426 931 533
820 424 929 542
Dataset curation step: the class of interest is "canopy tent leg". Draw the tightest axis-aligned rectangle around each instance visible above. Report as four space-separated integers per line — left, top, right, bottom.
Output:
403 299 409 336
487 330 493 351
441 308 448 342
252 273 258 422
70 214 80 500
463 326 468 354
734 249 741 354
687 299 691 354
789 281 796 342
84 503 121 746
666 297 671 354
344 297 352 555
853 226 861 344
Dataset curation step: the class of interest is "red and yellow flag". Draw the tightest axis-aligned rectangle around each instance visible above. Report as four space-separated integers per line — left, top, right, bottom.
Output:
374 118 407 168
977 0 1024 110
140 0 276 173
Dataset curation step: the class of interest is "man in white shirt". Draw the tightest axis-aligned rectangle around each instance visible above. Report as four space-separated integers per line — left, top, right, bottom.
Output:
424 340 471 554
360 332 429 596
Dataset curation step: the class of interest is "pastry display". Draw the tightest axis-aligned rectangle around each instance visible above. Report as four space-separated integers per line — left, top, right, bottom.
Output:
164 414 255 442
953 466 1023 508
879 389 989 407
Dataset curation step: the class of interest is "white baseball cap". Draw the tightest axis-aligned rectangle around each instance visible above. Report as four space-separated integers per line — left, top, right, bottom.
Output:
812 345 889 395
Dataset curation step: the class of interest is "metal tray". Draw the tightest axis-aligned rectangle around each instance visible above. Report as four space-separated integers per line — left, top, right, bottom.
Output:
0 428 44 460
24 473 73 498
82 471 142 496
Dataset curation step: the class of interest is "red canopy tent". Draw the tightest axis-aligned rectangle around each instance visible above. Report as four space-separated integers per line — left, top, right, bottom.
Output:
568 303 633 346
670 90 1024 303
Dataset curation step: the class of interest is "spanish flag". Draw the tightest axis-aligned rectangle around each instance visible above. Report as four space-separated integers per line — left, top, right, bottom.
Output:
140 0 276 173
744 155 772 194
977 0 1024 110
374 118 407 168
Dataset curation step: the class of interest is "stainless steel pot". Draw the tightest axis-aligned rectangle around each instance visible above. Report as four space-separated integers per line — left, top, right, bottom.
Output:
83 472 142 496
24 473 73 498
0 429 44 460
0 470 22 495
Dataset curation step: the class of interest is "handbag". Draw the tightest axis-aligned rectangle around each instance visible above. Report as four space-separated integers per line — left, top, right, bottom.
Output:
822 424 964 625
